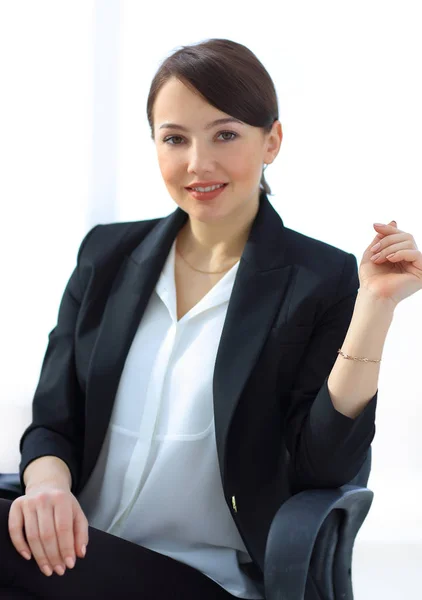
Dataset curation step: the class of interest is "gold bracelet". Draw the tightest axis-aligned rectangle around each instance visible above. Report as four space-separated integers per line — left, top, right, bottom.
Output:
337 349 381 363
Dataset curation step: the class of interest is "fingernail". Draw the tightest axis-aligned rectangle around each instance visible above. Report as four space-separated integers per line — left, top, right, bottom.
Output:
65 556 75 569
81 544 86 557
54 565 65 576
21 551 31 560
42 565 53 577
374 223 386 227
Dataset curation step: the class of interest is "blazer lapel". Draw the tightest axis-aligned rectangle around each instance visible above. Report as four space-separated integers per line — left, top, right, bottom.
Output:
81 207 188 488
213 196 293 485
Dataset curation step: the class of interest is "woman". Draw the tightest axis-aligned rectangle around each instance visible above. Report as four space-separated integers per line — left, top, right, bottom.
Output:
1 38 421 599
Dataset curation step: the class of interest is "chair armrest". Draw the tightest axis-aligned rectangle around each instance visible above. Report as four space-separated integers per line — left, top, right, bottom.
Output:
264 485 374 600
0 473 22 500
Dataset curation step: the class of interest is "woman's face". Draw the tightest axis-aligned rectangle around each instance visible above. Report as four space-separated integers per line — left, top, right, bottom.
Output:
152 77 282 225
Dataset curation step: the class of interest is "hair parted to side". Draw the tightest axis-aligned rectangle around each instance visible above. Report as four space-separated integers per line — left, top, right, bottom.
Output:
147 38 279 195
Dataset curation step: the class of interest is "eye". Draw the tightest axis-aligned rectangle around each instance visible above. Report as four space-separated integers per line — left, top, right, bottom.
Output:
217 131 238 141
163 135 184 145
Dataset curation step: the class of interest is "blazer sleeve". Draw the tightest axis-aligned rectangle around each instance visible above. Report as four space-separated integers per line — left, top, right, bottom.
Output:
18 226 100 494
284 252 377 491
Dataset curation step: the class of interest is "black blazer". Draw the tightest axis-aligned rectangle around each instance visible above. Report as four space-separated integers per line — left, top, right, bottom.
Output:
19 191 377 579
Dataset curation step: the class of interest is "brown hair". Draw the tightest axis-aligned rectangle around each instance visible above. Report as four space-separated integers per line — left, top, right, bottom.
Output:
146 38 279 195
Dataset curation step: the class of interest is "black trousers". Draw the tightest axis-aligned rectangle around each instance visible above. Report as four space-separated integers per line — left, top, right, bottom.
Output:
0 499 237 599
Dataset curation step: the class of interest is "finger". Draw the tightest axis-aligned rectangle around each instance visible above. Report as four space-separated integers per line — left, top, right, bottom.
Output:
367 222 404 253
385 248 421 262
368 222 395 247
373 221 398 232
364 231 387 256
8 499 33 561
54 497 77 569
371 240 415 261
35 494 66 576
22 499 54 577
73 503 89 559
370 233 410 253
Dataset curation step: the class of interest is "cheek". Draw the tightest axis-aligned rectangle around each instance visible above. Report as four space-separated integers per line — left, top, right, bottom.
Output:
225 145 262 179
157 152 182 183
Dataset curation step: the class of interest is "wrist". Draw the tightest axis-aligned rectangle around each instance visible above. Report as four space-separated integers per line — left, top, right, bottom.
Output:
25 478 71 493
357 286 397 316
339 287 394 360
23 456 72 491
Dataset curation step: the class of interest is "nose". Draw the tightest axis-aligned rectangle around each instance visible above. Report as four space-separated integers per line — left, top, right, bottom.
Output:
186 141 215 175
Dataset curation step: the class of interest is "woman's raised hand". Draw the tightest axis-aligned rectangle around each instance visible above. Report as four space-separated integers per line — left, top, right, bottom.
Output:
8 481 89 577
359 220 422 307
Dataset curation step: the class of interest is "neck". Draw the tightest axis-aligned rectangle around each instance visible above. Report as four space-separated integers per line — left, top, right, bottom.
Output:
177 194 260 268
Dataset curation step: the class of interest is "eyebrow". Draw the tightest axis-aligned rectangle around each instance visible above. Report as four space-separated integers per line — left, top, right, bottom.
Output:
158 117 244 131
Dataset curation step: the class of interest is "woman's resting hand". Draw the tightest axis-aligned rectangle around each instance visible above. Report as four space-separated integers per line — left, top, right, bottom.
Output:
8 481 89 577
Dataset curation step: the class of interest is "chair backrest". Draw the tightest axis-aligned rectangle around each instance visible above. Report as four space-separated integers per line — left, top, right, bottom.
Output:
0 473 22 500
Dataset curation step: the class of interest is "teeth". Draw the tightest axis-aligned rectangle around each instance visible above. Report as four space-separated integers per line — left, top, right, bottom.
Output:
192 184 225 192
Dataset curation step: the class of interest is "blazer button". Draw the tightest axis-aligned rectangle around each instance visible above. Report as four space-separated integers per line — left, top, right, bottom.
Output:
231 495 238 513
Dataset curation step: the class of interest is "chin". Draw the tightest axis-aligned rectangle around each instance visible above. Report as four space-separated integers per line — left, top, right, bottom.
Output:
185 205 229 223
171 192 226 217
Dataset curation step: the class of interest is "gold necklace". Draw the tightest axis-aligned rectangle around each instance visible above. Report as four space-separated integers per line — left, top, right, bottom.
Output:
176 247 239 275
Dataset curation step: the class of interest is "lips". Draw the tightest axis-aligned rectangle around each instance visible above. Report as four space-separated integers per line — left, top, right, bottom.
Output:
186 183 228 201
185 183 227 190
186 181 227 190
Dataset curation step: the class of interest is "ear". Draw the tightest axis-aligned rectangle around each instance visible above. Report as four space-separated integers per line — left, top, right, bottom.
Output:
263 120 282 165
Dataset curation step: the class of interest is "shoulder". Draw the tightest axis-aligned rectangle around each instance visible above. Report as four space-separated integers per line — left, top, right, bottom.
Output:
283 225 355 269
281 225 359 302
261 197 356 282
76 217 162 264
72 218 163 294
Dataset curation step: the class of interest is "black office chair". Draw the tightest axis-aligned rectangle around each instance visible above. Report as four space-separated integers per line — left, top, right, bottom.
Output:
264 449 373 599
0 450 373 600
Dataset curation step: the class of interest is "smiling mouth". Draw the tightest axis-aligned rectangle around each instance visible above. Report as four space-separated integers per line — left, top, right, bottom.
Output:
186 183 228 192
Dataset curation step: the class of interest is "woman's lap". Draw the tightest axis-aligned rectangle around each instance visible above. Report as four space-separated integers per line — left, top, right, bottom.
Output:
0 498 235 599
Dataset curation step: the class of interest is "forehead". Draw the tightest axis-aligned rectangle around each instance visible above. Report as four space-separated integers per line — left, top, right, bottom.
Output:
153 77 231 128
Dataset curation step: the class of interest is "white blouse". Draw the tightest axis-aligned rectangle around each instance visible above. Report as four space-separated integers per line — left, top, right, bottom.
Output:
77 239 264 599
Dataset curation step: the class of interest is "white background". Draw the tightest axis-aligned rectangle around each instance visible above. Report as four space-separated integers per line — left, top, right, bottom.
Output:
0 1 421 597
